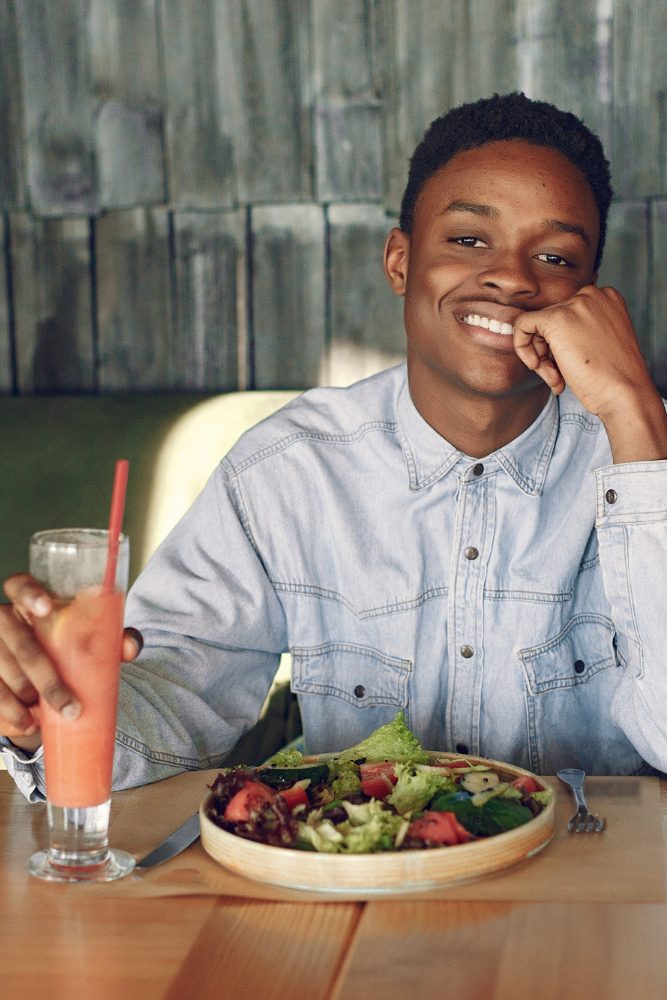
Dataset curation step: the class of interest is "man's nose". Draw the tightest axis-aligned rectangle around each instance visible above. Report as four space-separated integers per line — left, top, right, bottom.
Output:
477 253 540 297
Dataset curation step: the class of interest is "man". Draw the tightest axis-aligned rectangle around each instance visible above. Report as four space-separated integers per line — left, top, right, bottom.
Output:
2 93 667 798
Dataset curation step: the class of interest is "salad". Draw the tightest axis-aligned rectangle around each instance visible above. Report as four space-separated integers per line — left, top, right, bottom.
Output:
204 712 552 855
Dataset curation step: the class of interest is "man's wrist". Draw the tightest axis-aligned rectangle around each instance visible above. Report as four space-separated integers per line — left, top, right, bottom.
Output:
600 386 667 463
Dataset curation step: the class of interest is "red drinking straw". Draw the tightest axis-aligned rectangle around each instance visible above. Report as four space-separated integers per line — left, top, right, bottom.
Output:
103 459 129 593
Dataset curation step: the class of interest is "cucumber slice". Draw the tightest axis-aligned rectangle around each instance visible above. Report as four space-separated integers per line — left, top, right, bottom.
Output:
258 763 330 788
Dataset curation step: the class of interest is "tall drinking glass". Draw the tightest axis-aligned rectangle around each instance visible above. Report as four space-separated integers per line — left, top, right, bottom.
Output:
27 528 135 882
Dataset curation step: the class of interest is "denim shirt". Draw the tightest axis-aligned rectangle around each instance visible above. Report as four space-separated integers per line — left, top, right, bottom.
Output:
5 364 667 797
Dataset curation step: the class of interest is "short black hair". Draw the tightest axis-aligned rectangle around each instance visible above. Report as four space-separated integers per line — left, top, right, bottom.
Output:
399 92 613 270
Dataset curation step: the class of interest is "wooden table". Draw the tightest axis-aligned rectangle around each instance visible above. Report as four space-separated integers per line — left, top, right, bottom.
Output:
2 771 666 1000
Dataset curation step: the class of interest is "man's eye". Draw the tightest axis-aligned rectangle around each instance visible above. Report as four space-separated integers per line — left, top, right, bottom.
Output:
537 253 571 267
452 236 487 248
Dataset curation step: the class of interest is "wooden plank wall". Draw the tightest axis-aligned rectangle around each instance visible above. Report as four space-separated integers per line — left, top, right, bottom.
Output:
0 0 665 395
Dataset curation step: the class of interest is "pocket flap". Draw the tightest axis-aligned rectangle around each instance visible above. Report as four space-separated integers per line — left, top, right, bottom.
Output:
519 615 616 695
291 642 411 708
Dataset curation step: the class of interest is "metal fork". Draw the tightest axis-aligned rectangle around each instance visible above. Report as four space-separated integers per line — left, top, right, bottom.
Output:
556 768 606 833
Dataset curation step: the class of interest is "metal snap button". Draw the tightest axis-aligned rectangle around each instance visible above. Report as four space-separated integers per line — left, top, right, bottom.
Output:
605 489 617 504
455 742 469 754
464 546 479 560
354 684 366 698
574 660 586 674
472 463 484 477
460 645 474 658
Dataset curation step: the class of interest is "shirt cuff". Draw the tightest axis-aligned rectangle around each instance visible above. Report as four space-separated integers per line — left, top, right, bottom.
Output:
0 739 46 802
595 460 667 521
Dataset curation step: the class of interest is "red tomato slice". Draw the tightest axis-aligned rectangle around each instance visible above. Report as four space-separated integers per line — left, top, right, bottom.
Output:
359 762 397 799
277 785 309 812
511 776 541 795
407 811 474 846
360 776 395 799
224 781 276 822
359 762 398 782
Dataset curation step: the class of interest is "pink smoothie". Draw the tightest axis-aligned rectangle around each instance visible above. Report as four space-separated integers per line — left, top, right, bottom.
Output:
36 588 125 808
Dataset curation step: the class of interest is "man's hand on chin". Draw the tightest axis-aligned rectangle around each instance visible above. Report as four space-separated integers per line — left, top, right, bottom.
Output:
512 284 667 463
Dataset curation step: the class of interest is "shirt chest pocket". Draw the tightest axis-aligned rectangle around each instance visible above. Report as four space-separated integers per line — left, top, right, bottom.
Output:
519 614 617 694
291 641 411 705
517 614 641 775
290 642 413 750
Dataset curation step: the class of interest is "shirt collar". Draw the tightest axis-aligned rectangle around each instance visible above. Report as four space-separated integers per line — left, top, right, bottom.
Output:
396 371 559 496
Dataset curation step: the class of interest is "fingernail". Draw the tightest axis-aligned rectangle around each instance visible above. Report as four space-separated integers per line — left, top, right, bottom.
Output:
33 596 51 616
61 702 81 721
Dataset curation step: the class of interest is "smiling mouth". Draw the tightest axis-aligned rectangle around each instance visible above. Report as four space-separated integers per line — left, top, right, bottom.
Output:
460 313 514 336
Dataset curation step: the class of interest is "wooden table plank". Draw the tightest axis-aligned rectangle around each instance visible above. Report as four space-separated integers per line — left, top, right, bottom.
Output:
165 900 363 1000
3 896 219 1000
335 900 667 1000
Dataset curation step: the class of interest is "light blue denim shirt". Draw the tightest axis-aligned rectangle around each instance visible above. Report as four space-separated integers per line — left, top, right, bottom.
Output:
5 364 667 797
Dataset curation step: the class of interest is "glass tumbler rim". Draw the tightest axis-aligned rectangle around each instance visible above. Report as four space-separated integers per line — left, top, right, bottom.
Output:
30 528 128 550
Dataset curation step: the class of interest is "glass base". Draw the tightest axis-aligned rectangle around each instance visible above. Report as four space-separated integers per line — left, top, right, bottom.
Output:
28 847 136 883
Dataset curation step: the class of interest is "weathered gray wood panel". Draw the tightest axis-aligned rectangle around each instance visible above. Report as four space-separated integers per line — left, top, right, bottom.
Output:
375 0 459 215
172 210 245 390
16 0 98 215
96 208 176 390
159 0 239 209
612 0 667 197
90 0 165 208
514 0 612 153
325 203 404 385
597 199 649 357
312 0 382 201
450 0 519 108
376 0 519 214
10 213 95 392
1 0 667 397
650 200 667 393
0 215 12 391
0 1 25 209
251 204 325 388
230 0 313 204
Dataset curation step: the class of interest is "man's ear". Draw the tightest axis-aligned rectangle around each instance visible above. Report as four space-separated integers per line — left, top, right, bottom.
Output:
383 227 409 296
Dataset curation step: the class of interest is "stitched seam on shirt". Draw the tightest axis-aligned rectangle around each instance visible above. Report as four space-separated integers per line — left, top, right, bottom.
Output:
221 460 261 553
228 421 397 475
291 641 412 670
580 554 599 570
600 512 667 523
622 522 644 678
498 405 559 494
485 588 572 603
291 682 405 707
116 730 227 769
559 412 600 432
518 612 614 659
273 580 449 618
527 656 616 693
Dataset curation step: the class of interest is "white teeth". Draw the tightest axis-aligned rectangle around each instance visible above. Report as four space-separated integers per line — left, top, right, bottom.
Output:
461 314 514 336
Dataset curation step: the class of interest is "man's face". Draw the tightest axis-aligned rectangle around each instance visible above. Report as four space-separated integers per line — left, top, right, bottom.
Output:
385 139 601 402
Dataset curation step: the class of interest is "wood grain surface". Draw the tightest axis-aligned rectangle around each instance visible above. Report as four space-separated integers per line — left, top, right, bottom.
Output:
2 772 666 999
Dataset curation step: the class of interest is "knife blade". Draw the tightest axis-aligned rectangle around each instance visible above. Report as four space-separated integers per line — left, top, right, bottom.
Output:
136 812 201 868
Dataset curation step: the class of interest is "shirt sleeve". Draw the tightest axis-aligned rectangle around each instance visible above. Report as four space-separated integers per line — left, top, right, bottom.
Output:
595 460 667 771
106 459 289 790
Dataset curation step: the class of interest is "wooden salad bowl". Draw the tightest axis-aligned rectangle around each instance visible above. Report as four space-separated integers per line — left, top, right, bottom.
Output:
199 751 555 894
